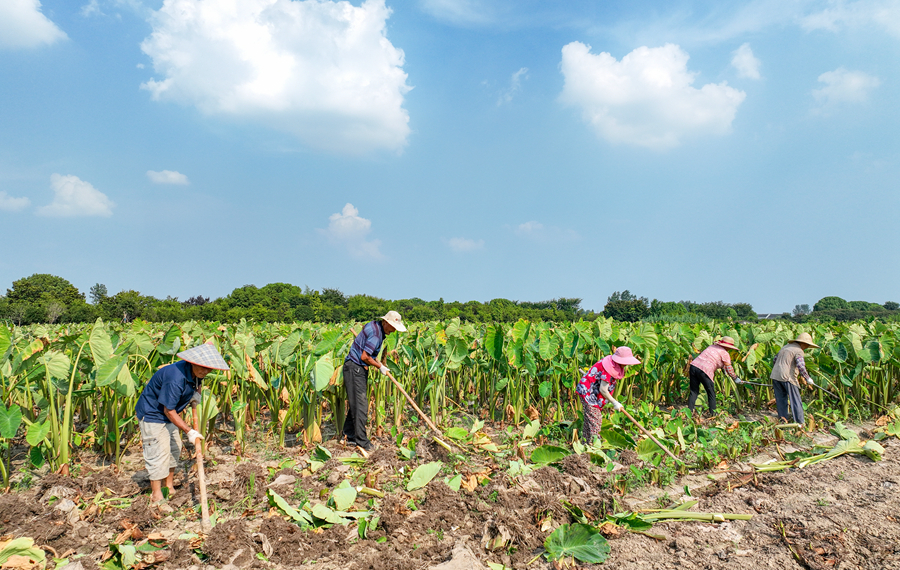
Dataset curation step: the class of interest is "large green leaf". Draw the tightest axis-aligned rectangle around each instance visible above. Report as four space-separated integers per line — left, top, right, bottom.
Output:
0 323 11 360
38 350 70 380
484 325 504 361
90 319 114 366
600 428 636 449
636 438 664 464
267 489 308 523
278 330 301 363
407 461 443 491
445 427 469 440
530 445 570 465
313 353 334 392
539 329 558 361
157 324 182 355
311 503 349 525
0 537 46 565
829 342 848 363
314 330 343 356
26 420 50 447
331 480 357 511
538 381 552 399
0 404 23 439
544 523 610 564
95 353 127 387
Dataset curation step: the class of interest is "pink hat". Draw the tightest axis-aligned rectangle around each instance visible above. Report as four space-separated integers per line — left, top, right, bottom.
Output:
611 346 641 366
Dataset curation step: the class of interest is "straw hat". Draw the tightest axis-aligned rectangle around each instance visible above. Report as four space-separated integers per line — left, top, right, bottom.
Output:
177 342 230 370
790 332 820 349
611 346 641 366
716 336 739 351
381 310 407 332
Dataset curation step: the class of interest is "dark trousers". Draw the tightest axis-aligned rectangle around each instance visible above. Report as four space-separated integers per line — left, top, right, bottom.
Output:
342 360 371 448
688 365 716 414
773 380 804 425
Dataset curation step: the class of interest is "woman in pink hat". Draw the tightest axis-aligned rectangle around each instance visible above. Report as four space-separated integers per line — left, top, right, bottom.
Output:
688 336 742 416
575 346 641 444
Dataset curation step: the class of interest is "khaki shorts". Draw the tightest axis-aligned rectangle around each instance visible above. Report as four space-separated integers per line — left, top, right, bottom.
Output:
139 420 182 481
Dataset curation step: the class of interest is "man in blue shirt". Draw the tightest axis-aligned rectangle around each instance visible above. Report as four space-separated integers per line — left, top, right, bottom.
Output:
136 342 229 505
343 311 406 452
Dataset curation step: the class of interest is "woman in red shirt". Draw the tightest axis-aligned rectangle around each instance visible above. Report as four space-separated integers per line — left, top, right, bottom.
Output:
575 346 641 443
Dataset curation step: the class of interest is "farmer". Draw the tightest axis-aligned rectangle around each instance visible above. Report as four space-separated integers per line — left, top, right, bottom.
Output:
688 336 742 416
343 311 407 452
770 332 819 425
575 346 641 444
135 342 229 506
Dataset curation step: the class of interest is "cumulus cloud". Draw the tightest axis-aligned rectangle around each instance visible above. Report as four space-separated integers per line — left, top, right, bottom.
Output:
0 0 67 49
559 43 745 149
812 67 880 112
147 170 189 185
140 0 411 154
323 203 383 258
802 0 900 38
447 237 484 252
731 43 761 79
514 221 578 243
0 191 31 212
497 67 528 105
560 42 746 149
37 174 114 217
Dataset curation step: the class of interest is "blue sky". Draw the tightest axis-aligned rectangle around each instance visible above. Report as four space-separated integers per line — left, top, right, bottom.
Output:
1 0 897 314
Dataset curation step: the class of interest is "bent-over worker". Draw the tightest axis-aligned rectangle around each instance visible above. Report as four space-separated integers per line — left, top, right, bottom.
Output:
770 332 819 425
342 311 406 452
575 346 641 444
135 342 229 506
688 336 742 416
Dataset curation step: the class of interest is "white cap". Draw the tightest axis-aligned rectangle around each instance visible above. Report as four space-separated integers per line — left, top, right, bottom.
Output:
381 310 407 332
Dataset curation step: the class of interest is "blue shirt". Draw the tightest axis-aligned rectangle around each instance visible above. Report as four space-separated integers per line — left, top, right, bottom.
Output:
136 360 198 424
346 320 385 366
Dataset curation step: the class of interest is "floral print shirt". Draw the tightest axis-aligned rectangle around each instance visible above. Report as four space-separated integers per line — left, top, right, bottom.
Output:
576 361 617 409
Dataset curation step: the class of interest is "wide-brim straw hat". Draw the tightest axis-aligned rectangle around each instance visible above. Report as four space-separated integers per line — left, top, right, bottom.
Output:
611 346 641 366
791 332 820 349
716 336 739 351
177 342 230 370
381 310 407 332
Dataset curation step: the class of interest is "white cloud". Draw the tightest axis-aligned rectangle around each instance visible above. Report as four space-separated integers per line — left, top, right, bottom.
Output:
802 0 900 38
0 191 31 212
731 43 761 79
37 174 114 218
514 221 578 243
812 67 880 112
497 67 528 105
322 203 383 258
559 42 746 149
447 237 484 252
418 0 496 26
140 0 411 154
0 0 67 49
80 0 102 17
147 170 189 185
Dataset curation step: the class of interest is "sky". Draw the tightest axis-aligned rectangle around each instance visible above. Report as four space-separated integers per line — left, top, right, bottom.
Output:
0 0 898 314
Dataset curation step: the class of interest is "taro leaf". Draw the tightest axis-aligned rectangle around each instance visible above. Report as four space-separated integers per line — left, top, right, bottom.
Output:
484 325 504 361
278 330 301 363
607 512 654 532
636 438 664 464
314 330 343 356
600 428 636 449
544 523 610 564
95 354 127 388
831 422 857 441
0 323 10 360
115 543 138 568
445 427 469 440
538 381 552 399
0 404 22 439
313 445 332 462
886 420 900 437
829 342 848 363
311 503 349 525
863 440 885 462
530 445 570 465
331 480 357 511
29 446 44 468
522 419 540 440
783 450 815 461
157 324 182 355
448 474 462 491
90 319 114 366
313 353 334 392
38 351 70 380
26 420 50 447
406 461 443 491
267 489 308 523
0 536 46 565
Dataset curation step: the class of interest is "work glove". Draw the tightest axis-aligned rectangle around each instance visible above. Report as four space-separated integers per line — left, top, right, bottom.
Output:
611 400 624 412
734 377 744 385
379 365 389 375
187 429 203 445
806 380 816 388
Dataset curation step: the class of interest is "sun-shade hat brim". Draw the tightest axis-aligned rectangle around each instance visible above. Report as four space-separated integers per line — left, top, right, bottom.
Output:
610 346 641 366
791 332 820 349
177 343 230 371
381 310 407 332
716 336 739 351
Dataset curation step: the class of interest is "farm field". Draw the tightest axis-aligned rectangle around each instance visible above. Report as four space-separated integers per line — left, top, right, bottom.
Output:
1 317 899 569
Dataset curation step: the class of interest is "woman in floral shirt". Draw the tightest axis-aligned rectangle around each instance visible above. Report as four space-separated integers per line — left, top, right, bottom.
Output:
576 346 641 444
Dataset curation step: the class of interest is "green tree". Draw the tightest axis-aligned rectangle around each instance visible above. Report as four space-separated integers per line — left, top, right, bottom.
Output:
604 291 650 322
814 296 849 312
885 301 899 311
89 283 108 304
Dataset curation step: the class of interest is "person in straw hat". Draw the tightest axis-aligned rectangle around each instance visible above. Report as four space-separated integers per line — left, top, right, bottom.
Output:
575 346 642 444
342 311 407 453
687 336 743 416
135 341 229 506
770 332 819 425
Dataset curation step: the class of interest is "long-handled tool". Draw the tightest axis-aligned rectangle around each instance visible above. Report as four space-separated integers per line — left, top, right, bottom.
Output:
739 380 772 388
384 371 455 452
620 409 684 465
196 445 210 533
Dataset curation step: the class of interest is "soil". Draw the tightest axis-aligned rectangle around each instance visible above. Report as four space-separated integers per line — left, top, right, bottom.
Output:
0 426 898 570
